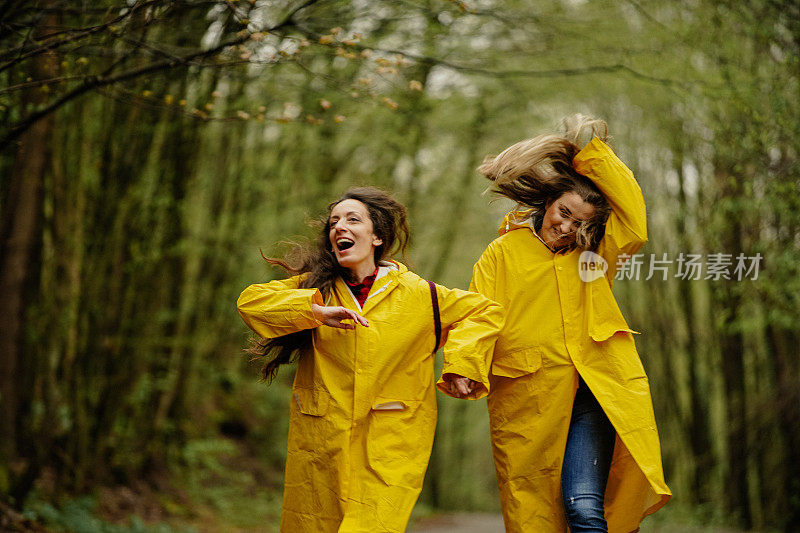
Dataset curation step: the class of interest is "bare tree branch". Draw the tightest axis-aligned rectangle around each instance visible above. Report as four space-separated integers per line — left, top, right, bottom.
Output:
0 0 163 70
288 24 700 90
0 0 321 151
623 0 669 31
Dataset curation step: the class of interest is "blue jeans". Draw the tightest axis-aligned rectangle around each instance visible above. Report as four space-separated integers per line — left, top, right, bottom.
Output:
561 377 616 532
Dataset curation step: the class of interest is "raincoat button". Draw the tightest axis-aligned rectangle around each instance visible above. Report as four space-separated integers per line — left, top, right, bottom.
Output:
356 368 363 374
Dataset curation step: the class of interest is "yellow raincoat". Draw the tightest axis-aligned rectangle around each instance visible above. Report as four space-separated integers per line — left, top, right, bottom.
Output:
237 260 503 532
471 138 671 532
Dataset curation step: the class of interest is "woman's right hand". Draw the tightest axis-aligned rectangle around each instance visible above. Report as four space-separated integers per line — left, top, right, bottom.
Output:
312 304 369 330
441 373 480 398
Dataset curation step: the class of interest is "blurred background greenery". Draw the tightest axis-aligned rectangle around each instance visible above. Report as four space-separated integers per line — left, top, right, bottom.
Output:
1 0 798 531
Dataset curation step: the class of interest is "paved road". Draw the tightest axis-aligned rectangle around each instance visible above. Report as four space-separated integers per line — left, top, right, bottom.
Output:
409 513 505 532
409 513 750 533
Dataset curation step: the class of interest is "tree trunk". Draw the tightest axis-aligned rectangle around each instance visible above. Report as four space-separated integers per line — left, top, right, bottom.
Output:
713 162 751 527
674 145 713 503
0 5 58 501
768 325 800 529
429 102 486 281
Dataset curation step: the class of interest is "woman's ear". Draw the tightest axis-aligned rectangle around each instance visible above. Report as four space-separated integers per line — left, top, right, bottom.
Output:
373 236 383 247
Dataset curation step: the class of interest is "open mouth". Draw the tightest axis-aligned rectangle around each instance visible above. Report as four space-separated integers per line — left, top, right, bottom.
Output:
336 238 355 251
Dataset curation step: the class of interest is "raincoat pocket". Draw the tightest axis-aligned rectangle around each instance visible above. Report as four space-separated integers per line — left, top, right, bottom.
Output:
292 387 331 417
491 347 543 378
592 336 649 383
588 282 640 341
365 398 435 489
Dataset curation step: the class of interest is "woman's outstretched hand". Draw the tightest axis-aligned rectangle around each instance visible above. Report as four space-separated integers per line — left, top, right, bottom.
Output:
312 304 369 329
441 373 479 398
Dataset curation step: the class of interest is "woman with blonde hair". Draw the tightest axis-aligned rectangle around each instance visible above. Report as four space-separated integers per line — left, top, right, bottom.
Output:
471 116 671 532
237 186 503 532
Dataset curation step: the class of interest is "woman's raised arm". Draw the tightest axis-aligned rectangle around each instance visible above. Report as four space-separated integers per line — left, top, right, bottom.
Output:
574 137 648 278
237 276 325 339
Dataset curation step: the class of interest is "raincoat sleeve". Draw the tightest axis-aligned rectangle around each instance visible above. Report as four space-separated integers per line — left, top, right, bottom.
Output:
573 137 648 281
434 282 504 400
468 240 499 300
236 275 324 339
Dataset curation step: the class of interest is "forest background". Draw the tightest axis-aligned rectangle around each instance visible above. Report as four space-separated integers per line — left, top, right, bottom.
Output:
1 0 799 531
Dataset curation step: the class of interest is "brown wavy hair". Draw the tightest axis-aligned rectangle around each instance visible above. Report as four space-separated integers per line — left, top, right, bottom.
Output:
248 187 410 382
478 114 612 251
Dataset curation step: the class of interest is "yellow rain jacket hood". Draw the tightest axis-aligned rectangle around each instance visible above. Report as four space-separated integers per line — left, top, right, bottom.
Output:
237 260 503 532
472 138 671 532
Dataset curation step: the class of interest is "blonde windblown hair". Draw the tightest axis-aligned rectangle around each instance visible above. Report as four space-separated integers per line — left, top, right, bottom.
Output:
478 115 612 251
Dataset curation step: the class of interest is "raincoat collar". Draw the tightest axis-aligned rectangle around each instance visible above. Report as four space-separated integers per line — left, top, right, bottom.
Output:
499 207 558 253
499 206 537 236
339 260 405 312
374 260 400 282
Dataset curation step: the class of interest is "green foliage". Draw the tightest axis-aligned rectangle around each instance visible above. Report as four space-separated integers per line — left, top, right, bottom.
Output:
24 496 192 533
177 437 283 528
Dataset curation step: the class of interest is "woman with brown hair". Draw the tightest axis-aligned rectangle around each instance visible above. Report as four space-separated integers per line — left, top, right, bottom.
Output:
237 187 503 532
471 116 671 532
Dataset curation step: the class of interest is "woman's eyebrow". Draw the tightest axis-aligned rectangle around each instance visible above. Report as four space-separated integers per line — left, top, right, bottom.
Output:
560 203 589 222
330 211 361 221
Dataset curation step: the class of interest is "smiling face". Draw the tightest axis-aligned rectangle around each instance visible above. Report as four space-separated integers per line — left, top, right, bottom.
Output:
328 199 383 279
540 192 596 249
